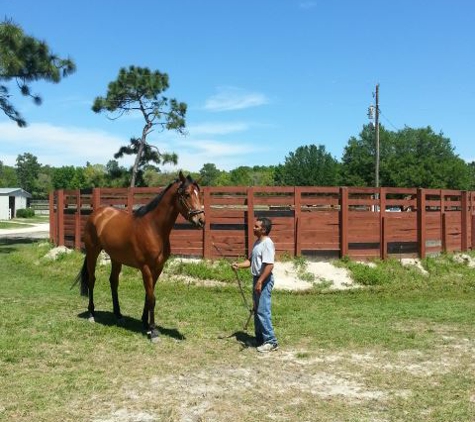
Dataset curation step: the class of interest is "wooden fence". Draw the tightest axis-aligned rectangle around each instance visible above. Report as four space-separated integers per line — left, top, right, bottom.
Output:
49 186 475 260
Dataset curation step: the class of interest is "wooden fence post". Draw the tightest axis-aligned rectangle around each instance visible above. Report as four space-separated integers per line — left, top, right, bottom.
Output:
461 190 468 251
379 187 386 259
417 188 426 258
442 213 447 252
57 190 65 246
49 191 56 245
74 189 81 250
247 187 254 257
294 186 301 257
340 187 348 258
440 190 446 253
92 188 101 211
471 191 475 250
203 187 211 259
127 188 134 213
382 217 388 260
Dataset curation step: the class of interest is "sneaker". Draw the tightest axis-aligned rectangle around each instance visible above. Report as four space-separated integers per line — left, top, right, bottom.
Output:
257 342 279 353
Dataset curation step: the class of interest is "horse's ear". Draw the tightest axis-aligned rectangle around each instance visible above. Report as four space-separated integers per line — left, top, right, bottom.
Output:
178 171 186 182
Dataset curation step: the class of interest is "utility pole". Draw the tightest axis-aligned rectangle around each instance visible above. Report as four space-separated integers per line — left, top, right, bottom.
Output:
374 84 380 188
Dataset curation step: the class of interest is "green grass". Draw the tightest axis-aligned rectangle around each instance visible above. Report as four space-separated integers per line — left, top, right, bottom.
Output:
0 221 32 229
0 215 48 229
0 241 474 422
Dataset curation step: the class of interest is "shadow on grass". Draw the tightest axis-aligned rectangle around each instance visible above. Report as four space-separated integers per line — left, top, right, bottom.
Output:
218 330 257 350
77 310 186 340
0 237 45 253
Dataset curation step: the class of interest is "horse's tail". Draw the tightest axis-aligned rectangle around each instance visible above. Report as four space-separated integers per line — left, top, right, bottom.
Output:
71 256 89 297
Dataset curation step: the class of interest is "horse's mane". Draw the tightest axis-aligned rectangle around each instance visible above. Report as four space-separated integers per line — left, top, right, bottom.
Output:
133 181 176 217
133 175 198 217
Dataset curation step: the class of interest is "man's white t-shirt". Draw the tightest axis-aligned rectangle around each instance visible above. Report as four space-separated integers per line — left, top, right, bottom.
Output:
250 237 275 276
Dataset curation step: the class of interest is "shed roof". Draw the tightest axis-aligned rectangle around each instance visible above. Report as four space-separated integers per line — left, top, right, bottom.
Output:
0 188 32 198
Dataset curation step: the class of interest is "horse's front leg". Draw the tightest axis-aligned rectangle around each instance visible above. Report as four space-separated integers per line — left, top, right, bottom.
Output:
141 265 161 342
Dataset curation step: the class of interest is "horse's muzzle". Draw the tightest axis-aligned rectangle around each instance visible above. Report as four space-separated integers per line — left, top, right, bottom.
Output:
189 210 205 228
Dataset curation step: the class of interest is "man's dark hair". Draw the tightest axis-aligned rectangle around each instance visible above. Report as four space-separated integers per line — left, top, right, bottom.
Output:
258 217 272 235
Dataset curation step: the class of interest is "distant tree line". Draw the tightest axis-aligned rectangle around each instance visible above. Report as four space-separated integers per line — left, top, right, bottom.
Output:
1 124 475 199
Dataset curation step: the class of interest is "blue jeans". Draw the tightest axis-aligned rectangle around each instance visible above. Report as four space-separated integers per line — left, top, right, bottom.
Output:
253 274 277 346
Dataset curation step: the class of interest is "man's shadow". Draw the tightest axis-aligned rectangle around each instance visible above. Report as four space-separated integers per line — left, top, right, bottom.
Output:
78 311 186 340
218 330 258 350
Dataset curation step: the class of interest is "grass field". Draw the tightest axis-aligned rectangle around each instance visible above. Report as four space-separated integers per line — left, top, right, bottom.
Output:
0 215 49 229
0 238 474 422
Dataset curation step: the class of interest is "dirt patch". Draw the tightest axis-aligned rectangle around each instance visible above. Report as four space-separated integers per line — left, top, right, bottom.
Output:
89 336 473 422
91 348 393 422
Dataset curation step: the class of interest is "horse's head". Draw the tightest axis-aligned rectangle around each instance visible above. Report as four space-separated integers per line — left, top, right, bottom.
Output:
176 171 205 228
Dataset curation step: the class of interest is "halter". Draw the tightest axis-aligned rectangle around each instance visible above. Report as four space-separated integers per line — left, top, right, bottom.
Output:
177 183 205 221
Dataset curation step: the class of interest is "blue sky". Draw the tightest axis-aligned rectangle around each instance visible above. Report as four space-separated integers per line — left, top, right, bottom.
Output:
1 0 474 172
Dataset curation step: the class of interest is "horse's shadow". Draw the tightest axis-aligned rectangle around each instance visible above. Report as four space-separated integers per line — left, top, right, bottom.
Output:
78 311 186 341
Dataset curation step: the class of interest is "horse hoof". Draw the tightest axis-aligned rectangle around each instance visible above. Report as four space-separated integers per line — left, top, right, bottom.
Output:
149 329 160 343
88 316 95 323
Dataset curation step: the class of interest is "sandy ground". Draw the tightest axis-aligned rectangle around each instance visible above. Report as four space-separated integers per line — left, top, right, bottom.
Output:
272 260 356 291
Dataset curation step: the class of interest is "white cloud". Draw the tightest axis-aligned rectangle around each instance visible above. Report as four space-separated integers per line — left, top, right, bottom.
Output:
0 121 265 172
187 121 249 136
204 86 269 112
0 122 133 167
299 1 317 9
175 138 254 157
159 132 266 171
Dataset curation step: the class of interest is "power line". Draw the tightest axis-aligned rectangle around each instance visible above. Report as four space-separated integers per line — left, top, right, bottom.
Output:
379 110 399 131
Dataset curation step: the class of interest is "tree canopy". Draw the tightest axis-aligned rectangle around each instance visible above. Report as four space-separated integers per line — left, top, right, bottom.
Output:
199 163 222 186
341 125 472 189
15 153 41 195
340 125 393 187
274 144 340 186
0 19 76 127
0 160 18 187
92 66 187 187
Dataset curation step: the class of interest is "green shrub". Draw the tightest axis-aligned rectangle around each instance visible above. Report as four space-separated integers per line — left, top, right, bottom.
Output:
16 208 35 218
346 261 389 286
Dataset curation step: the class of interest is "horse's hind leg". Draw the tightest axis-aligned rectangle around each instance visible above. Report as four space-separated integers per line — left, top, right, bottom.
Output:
109 259 123 322
85 247 101 322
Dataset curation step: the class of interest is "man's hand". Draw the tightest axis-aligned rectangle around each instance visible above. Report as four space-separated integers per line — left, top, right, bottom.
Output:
232 259 250 270
254 280 263 295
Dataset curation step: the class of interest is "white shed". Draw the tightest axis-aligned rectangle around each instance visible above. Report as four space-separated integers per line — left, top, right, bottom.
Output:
0 188 32 220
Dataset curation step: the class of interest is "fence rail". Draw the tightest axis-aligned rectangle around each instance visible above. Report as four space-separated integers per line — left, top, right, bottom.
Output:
49 186 475 260
31 200 49 215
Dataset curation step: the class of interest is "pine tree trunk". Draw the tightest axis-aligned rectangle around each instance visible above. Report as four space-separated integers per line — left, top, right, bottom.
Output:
130 120 152 187
130 140 145 188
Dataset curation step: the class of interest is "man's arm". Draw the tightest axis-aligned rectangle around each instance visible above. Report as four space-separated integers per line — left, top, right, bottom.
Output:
232 259 251 270
255 263 274 295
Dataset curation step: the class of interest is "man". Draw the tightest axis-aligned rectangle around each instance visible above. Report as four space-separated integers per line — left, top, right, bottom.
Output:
232 217 278 352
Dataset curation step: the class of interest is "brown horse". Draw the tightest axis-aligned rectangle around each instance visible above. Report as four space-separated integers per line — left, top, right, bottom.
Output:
76 171 205 342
